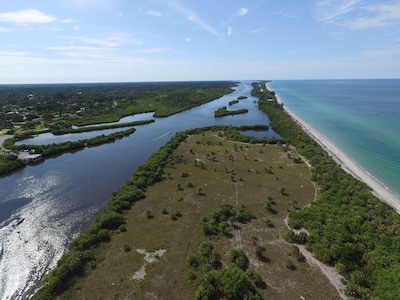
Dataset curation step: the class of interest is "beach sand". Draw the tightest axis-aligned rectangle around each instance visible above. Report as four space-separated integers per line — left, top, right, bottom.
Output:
266 83 400 214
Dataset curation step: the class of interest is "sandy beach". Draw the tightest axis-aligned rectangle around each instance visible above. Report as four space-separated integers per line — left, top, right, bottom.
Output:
266 83 400 214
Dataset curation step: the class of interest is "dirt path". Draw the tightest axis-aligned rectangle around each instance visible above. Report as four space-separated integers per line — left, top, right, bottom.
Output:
0 134 13 150
281 154 347 299
234 182 243 248
284 215 348 299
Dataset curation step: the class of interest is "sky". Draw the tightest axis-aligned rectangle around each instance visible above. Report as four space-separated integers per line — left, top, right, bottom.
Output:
1 0 400 83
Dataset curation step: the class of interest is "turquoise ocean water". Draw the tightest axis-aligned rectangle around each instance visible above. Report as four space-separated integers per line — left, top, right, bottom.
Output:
268 79 400 197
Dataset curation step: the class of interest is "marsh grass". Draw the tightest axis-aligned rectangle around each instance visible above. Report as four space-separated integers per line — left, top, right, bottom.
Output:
67 131 339 299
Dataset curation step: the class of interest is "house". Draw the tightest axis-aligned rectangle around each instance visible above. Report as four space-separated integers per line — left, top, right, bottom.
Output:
23 154 43 163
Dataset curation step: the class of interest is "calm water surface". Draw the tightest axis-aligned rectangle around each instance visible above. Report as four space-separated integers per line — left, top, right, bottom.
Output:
0 81 275 299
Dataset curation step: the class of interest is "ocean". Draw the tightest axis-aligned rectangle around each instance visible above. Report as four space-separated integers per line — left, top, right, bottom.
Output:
268 79 400 198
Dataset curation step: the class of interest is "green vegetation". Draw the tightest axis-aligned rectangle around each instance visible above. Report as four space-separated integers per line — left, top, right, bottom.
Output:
228 100 239 105
13 128 135 158
0 127 139 176
187 243 260 299
253 81 400 299
32 130 189 300
51 119 154 135
0 81 235 132
238 124 269 131
214 106 248 117
200 204 255 236
33 125 334 299
0 81 236 176
0 153 25 175
196 264 261 300
228 96 247 106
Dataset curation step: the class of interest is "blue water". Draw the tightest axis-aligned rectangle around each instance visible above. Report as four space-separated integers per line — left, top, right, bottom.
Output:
268 79 400 197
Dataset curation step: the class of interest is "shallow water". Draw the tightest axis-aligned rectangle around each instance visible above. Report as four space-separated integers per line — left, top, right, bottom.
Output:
269 79 400 196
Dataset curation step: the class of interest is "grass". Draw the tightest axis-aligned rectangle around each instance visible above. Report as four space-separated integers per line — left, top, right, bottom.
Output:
62 131 340 299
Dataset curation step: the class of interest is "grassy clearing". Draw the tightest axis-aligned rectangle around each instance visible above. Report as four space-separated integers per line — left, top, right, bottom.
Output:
66 131 339 299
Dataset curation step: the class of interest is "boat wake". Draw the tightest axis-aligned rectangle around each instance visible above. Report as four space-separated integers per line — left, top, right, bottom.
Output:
154 131 172 139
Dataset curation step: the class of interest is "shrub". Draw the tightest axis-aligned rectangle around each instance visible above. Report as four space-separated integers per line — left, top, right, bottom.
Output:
123 244 131 252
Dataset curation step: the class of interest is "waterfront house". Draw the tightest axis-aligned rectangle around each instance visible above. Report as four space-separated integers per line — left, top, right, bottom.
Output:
22 154 42 163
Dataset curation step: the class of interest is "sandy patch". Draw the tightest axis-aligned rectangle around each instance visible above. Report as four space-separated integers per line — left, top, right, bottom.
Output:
132 248 167 280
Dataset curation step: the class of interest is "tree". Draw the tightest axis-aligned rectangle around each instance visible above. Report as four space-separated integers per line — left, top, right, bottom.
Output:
229 248 249 271
196 265 261 300
285 258 295 270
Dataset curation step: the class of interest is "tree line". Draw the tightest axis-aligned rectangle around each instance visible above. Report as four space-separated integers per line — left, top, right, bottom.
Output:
0 128 138 176
0 81 236 130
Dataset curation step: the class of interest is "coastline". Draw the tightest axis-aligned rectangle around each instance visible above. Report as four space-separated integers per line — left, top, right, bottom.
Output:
266 83 400 214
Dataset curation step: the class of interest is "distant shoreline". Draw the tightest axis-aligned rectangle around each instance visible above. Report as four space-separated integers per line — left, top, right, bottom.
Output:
266 82 400 214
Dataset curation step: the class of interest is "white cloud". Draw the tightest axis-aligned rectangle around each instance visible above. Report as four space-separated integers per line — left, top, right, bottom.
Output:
316 0 400 29
46 33 143 61
65 0 114 10
188 14 218 36
0 9 56 25
359 46 400 57
316 0 361 22
276 9 302 19
185 37 192 42
252 27 265 34
147 10 162 17
0 51 31 57
136 48 171 54
46 45 105 51
70 34 143 48
227 26 233 37
238 8 248 16
0 27 13 32
45 44 114 60
62 18 77 23
171 2 219 37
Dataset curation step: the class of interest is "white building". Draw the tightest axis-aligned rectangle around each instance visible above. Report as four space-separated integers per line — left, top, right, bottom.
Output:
23 154 42 163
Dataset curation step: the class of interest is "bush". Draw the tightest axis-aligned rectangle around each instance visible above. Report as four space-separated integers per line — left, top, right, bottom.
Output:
196 265 261 300
119 224 127 232
123 244 131 252
285 258 295 270
229 248 249 271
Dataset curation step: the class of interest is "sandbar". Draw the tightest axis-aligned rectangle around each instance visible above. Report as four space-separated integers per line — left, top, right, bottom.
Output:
266 83 400 214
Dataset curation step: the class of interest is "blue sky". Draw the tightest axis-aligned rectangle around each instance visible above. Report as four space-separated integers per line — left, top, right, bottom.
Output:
1 0 400 83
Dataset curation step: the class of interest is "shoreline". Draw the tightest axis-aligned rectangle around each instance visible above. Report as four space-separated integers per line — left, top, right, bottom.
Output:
266 83 400 214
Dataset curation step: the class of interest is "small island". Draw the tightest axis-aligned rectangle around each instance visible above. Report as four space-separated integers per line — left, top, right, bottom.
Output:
214 106 248 117
228 99 239 105
229 95 247 105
